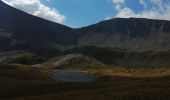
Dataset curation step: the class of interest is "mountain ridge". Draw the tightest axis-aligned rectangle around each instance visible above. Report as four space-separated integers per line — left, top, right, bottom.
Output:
1 0 170 68
0 0 77 53
77 18 170 50
1 0 170 55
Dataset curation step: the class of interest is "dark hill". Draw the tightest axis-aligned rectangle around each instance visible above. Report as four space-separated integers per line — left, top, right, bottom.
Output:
1 0 170 52
1 0 170 66
77 18 170 50
0 0 77 53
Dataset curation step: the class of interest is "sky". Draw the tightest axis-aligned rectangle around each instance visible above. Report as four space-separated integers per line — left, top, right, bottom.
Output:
2 0 170 28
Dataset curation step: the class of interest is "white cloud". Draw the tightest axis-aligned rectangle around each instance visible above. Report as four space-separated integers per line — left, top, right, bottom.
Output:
139 0 147 9
116 7 136 18
105 15 112 20
110 0 170 21
2 0 65 23
112 0 125 4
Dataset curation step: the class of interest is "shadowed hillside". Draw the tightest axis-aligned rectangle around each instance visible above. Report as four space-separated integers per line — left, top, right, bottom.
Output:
61 46 170 68
77 18 170 50
0 0 77 53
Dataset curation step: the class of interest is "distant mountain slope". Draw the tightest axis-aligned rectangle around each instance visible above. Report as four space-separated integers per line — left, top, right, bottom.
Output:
77 18 170 50
1 0 170 52
0 0 77 52
1 0 170 66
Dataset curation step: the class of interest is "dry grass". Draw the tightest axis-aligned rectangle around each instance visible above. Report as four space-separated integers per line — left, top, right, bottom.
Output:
1 64 170 100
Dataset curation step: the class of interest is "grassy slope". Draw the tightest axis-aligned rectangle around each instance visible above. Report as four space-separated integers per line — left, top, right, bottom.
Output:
39 55 170 77
41 54 107 71
0 64 54 99
2 76 170 100
63 46 170 68
1 64 170 100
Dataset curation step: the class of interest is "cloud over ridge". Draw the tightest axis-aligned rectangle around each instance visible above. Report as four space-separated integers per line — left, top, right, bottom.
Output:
111 0 170 20
2 0 65 23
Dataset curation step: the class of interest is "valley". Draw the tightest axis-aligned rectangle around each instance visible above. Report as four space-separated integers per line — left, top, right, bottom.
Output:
1 0 170 100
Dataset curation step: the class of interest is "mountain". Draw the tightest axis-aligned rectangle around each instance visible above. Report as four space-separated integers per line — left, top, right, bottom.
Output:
1 0 170 52
0 0 77 53
77 18 170 50
1 0 170 67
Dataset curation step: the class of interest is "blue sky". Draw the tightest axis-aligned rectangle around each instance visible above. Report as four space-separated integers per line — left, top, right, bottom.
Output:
3 0 170 28
43 0 116 28
43 0 170 28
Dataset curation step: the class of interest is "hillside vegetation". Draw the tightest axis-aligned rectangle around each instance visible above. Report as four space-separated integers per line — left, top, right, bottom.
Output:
62 46 170 69
1 64 170 100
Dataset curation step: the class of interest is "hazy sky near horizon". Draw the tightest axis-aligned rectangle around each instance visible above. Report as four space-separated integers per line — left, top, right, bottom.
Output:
2 0 170 28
